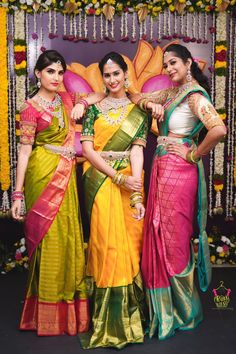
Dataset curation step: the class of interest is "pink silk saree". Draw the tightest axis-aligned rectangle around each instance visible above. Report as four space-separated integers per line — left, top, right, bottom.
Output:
141 85 211 339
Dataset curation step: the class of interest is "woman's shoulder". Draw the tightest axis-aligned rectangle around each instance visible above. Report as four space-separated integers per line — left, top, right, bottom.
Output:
20 98 43 115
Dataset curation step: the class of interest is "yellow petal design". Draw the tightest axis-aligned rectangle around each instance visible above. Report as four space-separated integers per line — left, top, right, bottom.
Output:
102 4 115 21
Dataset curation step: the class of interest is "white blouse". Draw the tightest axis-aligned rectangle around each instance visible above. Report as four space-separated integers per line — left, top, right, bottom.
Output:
168 101 199 135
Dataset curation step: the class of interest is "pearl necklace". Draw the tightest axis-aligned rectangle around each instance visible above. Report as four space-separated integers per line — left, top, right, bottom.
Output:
36 93 65 128
99 96 131 126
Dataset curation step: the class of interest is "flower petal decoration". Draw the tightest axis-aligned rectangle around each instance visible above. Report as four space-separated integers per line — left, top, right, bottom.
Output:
102 4 115 21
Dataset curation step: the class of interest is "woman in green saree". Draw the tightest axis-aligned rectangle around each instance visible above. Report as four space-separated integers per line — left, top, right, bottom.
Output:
11 50 103 336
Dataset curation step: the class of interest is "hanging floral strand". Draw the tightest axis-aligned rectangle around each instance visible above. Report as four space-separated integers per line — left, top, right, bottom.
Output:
208 12 216 217
0 7 10 212
226 14 236 218
213 11 227 215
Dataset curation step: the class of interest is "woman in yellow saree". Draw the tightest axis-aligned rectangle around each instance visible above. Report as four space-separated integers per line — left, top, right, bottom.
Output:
79 52 149 349
11 50 103 336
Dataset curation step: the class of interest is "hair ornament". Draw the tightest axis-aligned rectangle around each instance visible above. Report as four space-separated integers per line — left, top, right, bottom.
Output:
106 58 114 66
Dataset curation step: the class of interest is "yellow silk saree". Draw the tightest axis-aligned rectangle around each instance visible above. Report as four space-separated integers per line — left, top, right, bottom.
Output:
79 103 148 349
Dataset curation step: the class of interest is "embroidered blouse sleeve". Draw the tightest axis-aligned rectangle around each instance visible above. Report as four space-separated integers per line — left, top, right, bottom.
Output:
188 93 225 130
19 103 37 145
80 105 97 142
136 88 170 111
132 115 149 147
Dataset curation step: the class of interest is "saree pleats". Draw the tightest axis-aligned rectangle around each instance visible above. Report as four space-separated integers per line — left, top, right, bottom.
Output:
80 105 147 348
80 274 146 349
20 99 89 335
142 153 202 339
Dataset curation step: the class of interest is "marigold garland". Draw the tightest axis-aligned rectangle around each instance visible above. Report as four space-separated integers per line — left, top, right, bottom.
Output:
0 1 235 17
213 12 227 215
0 7 10 192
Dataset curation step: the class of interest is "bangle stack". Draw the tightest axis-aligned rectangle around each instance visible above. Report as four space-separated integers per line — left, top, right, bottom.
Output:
130 191 143 208
11 190 24 202
112 171 128 186
77 98 89 111
137 98 149 112
186 149 200 164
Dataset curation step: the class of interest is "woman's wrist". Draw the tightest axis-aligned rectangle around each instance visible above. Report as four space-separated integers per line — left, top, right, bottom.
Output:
186 149 200 164
112 171 128 186
11 190 24 202
77 98 89 111
130 191 143 208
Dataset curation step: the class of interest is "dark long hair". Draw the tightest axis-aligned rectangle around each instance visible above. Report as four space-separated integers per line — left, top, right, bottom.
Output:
31 50 66 97
164 44 210 95
98 52 128 74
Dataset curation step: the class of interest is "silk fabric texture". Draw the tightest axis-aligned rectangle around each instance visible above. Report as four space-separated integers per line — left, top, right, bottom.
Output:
141 85 212 340
20 93 89 336
79 103 148 349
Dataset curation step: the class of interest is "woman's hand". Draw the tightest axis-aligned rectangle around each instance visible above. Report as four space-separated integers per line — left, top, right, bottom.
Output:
11 200 24 220
132 202 145 220
146 102 164 122
124 176 142 191
166 143 193 160
71 103 86 121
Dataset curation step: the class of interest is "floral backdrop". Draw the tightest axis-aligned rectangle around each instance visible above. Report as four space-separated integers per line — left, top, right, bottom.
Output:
0 1 235 269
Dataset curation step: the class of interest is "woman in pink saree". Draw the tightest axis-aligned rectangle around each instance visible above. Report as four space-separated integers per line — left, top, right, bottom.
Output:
134 44 226 339
11 50 102 335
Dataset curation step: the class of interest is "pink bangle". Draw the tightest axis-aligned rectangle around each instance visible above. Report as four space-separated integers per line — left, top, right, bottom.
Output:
11 191 24 202
77 98 89 110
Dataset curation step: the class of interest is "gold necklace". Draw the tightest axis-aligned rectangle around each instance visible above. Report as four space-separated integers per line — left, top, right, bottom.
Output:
99 96 131 126
36 93 65 128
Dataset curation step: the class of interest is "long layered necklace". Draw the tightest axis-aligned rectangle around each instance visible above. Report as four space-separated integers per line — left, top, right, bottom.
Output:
99 96 131 126
37 93 65 128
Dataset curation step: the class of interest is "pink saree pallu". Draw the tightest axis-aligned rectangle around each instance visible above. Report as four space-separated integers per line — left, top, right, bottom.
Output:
141 152 203 340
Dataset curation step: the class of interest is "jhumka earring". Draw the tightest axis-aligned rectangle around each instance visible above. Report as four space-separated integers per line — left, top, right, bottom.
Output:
37 79 41 88
103 85 108 94
124 77 130 89
186 68 192 82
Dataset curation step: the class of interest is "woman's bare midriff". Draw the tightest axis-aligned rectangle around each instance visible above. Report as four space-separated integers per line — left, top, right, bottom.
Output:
167 132 187 138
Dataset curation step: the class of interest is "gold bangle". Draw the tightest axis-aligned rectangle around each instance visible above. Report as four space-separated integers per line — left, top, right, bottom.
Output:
190 149 200 164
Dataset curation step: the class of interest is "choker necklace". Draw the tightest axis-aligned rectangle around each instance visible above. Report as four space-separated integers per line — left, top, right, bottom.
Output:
36 93 64 128
100 96 131 112
99 96 131 126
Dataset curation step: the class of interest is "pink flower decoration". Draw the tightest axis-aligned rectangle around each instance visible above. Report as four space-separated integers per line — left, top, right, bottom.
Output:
209 27 216 34
31 33 38 40
15 251 22 261
14 51 26 65
223 245 229 252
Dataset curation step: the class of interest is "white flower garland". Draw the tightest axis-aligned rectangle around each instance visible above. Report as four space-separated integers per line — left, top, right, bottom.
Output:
213 11 227 215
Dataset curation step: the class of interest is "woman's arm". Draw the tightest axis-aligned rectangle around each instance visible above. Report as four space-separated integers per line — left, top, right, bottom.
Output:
71 92 105 120
188 93 226 159
130 89 169 121
82 141 142 191
166 93 226 161
11 144 32 220
130 144 145 220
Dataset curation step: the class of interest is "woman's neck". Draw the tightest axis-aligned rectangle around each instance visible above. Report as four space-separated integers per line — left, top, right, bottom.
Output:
107 89 127 99
37 88 56 101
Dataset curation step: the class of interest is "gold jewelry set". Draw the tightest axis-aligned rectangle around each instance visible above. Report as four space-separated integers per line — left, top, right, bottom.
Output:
37 93 64 128
130 191 143 208
99 96 131 126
